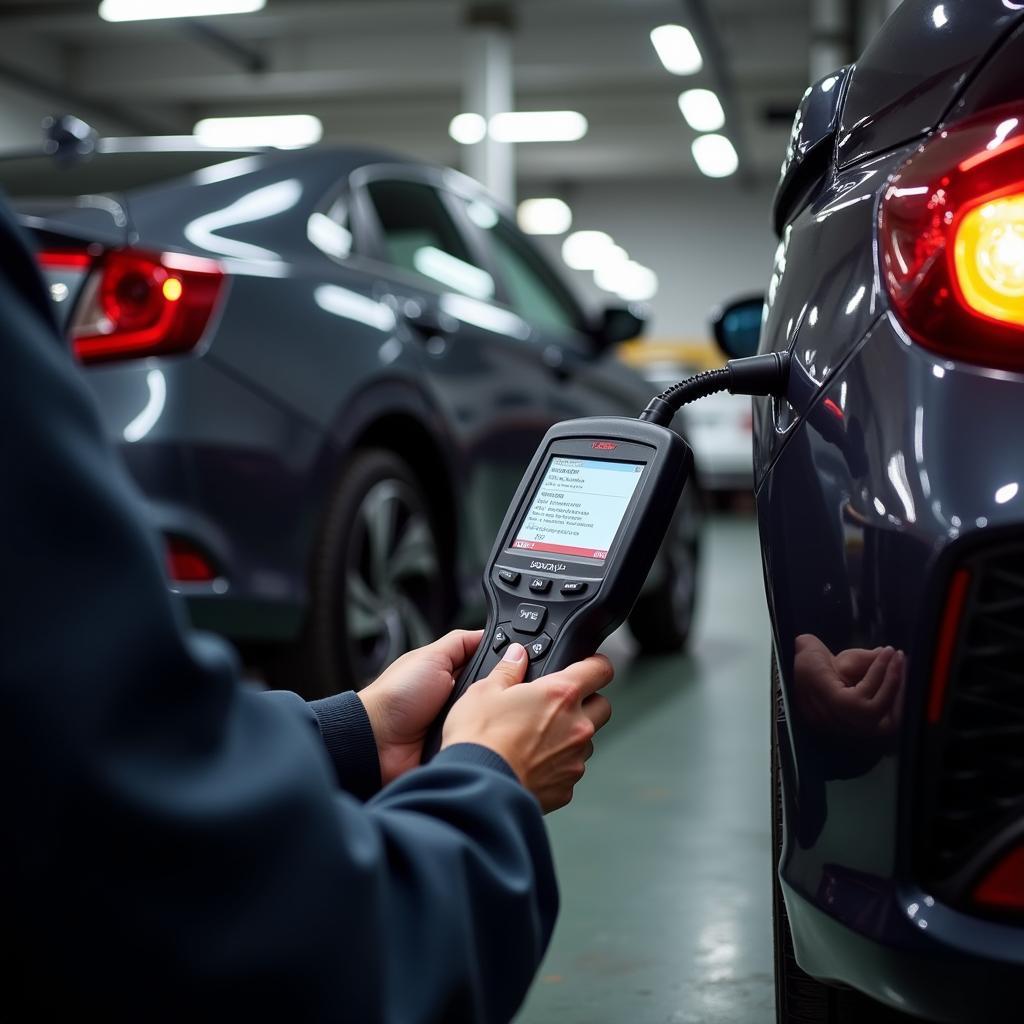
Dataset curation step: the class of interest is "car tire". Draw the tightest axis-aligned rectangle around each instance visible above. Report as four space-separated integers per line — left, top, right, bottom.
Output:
273 449 449 698
771 653 917 1024
627 482 701 653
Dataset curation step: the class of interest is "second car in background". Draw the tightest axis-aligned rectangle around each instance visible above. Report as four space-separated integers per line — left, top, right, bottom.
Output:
5 139 703 695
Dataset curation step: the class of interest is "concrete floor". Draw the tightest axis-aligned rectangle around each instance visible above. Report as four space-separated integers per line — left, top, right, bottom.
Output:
518 515 774 1024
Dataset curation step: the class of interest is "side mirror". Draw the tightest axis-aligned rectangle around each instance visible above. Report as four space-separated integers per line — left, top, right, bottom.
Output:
711 295 765 359
592 303 647 351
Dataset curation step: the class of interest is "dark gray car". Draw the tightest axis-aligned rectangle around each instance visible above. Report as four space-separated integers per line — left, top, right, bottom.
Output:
3 142 701 695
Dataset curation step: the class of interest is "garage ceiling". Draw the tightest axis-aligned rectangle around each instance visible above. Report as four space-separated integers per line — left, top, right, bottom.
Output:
0 0 813 183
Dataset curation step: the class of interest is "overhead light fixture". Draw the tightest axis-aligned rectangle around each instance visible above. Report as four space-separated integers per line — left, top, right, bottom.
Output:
678 89 725 132
650 24 703 75
489 111 588 143
99 0 265 21
691 133 739 178
613 261 659 302
592 247 632 292
449 112 487 145
193 115 323 150
561 230 614 270
517 198 572 235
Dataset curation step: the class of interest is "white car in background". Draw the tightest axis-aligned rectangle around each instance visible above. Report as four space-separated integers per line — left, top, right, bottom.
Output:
617 340 754 494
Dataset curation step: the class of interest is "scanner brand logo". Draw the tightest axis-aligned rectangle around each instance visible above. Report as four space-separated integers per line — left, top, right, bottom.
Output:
530 560 567 574
592 441 617 450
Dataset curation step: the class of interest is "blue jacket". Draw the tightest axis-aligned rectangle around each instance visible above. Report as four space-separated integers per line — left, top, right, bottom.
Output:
0 198 557 1021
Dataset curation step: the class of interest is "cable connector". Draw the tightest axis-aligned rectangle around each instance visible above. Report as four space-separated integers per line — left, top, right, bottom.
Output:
639 351 791 427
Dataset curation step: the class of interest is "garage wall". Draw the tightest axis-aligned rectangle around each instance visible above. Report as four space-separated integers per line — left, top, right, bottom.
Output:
530 177 777 342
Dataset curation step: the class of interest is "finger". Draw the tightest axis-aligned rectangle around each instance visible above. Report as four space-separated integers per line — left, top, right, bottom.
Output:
869 648 905 715
432 628 484 670
854 647 894 699
486 643 529 688
582 739 595 761
582 693 612 732
557 654 615 700
835 647 883 683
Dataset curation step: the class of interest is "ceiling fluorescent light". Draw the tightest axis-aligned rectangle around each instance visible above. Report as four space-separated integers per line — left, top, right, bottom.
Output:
193 115 322 150
650 24 703 75
679 89 725 132
99 0 265 21
449 113 487 145
561 230 614 270
517 198 572 235
489 111 588 143
691 133 738 178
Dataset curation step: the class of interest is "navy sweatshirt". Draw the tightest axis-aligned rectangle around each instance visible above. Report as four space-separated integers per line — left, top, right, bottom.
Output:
0 196 557 1022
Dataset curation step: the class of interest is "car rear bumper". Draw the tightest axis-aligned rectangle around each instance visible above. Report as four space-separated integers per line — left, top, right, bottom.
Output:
759 313 1024 1017
783 879 1024 1022
83 354 325 640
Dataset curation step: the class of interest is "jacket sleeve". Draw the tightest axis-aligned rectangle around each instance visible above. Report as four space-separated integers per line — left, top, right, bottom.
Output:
0 200 557 1023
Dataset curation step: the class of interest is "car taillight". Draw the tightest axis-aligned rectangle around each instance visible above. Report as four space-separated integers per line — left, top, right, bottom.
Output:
973 844 1024 912
165 536 218 583
880 106 1024 371
67 248 224 365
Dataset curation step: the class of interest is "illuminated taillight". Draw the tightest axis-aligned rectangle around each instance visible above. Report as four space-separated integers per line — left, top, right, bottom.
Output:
880 106 1024 371
166 536 217 583
973 844 1024 912
69 249 225 365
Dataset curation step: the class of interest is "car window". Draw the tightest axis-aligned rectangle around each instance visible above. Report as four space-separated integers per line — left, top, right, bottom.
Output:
366 179 495 300
464 201 581 333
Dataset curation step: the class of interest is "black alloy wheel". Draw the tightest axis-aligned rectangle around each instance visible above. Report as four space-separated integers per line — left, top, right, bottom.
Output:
275 449 448 697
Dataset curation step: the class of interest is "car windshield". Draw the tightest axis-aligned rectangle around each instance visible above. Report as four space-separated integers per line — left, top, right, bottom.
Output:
0 149 257 199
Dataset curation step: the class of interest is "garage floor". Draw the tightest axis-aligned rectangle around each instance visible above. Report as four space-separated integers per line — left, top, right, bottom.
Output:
518 515 774 1024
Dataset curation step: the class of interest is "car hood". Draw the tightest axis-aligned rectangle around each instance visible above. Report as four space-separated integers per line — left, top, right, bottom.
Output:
837 0 1024 168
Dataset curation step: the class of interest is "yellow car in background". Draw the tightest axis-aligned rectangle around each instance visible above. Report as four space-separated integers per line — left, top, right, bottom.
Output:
617 339 754 494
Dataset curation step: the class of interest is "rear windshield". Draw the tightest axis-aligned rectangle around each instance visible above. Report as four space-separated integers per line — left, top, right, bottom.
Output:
0 150 255 199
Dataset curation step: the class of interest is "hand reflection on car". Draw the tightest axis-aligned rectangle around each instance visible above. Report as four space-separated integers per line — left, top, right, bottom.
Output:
792 634 905 742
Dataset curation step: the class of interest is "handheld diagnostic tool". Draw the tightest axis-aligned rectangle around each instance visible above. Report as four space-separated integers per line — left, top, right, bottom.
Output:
421 351 791 760
423 416 692 758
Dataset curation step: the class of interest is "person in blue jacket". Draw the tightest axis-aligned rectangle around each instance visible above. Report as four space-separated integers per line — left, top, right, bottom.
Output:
0 196 613 1022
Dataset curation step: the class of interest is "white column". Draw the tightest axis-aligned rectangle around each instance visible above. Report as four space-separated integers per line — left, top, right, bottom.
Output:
810 0 851 83
462 9 515 206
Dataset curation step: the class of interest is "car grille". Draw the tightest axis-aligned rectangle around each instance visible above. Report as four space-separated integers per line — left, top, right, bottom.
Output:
921 543 1024 894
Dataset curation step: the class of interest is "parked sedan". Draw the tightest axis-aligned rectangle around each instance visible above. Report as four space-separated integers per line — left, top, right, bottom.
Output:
3 139 701 695
717 1 1024 1020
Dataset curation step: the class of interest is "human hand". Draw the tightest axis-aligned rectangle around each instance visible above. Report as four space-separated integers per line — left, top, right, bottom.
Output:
359 629 483 785
441 643 613 813
792 633 905 740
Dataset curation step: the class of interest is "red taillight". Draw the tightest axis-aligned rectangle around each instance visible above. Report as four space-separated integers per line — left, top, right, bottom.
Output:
68 249 224 365
926 568 971 726
166 537 217 583
38 250 93 270
973 845 1024 912
880 106 1024 371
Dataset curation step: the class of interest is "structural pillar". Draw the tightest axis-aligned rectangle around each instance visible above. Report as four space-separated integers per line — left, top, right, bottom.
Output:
809 0 852 83
462 4 515 206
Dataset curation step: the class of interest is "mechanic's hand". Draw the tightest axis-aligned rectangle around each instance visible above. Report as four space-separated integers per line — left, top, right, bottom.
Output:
359 629 483 786
441 643 613 813
792 633 905 740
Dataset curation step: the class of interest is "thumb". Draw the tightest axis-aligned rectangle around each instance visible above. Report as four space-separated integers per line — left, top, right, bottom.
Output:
487 643 529 688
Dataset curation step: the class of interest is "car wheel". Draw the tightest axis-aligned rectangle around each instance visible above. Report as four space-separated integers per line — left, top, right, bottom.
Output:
627 481 701 653
277 449 448 697
771 652 916 1023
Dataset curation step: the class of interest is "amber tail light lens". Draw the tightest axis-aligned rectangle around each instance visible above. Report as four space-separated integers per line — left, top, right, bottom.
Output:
880 106 1024 371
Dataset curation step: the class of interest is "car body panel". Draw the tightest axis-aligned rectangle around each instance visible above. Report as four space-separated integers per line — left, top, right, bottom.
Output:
837 0 1024 168
757 2 1024 1017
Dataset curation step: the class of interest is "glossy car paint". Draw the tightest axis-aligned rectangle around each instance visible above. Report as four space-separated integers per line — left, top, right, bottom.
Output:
756 2 1024 1019
12 146 669 647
